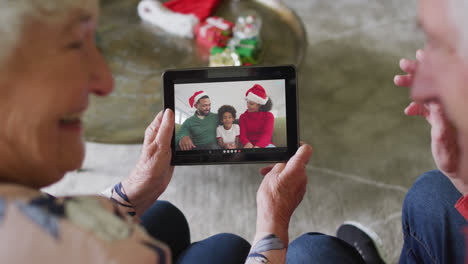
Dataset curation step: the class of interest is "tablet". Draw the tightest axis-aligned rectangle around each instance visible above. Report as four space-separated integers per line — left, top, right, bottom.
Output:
163 65 299 165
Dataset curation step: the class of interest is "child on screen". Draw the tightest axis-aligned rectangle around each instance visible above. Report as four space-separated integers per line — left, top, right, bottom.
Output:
216 105 240 149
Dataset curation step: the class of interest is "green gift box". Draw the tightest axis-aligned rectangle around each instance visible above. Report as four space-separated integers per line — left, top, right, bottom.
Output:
234 38 259 58
211 38 261 65
235 46 256 58
238 38 258 49
235 39 259 64
211 46 226 55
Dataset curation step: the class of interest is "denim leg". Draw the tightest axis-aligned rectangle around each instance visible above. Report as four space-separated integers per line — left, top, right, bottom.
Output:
140 201 191 261
400 170 467 264
287 233 365 264
176 233 251 264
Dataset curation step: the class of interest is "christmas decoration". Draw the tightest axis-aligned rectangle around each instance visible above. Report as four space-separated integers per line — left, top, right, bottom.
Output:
195 16 234 48
209 48 242 67
137 0 222 38
233 13 262 40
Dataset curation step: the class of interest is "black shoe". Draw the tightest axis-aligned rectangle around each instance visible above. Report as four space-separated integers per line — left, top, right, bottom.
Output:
336 221 386 264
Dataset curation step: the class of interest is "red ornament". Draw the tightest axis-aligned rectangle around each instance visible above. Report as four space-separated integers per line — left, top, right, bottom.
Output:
195 16 234 48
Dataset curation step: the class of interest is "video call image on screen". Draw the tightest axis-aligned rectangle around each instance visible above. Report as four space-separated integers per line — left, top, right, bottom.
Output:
174 79 287 153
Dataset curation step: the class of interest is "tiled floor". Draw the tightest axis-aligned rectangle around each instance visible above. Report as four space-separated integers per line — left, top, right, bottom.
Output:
44 0 433 262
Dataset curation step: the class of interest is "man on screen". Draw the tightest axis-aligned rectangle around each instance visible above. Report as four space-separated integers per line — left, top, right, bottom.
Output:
176 91 221 150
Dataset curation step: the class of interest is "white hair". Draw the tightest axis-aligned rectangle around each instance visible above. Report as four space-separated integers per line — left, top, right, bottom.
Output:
0 0 98 69
448 0 468 59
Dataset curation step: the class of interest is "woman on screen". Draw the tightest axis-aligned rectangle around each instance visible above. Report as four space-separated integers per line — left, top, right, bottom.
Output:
239 84 275 148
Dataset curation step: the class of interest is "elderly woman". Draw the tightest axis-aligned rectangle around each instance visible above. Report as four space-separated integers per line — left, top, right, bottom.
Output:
0 1 325 264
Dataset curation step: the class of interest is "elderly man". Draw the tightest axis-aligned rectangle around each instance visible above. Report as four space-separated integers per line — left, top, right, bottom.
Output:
393 0 468 262
306 0 468 263
176 91 220 150
0 1 318 264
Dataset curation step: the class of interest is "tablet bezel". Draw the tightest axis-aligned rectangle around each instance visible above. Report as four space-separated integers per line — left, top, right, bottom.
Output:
163 65 299 165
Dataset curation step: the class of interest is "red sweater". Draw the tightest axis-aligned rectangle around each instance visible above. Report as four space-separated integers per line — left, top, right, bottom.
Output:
456 196 468 220
239 111 274 148
455 197 468 264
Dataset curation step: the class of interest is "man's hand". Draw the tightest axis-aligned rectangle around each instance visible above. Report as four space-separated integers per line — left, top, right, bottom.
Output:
121 109 175 217
255 144 313 245
179 136 196 151
404 102 459 176
394 50 468 194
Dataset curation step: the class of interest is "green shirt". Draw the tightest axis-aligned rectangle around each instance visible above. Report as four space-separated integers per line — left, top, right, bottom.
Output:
176 112 219 146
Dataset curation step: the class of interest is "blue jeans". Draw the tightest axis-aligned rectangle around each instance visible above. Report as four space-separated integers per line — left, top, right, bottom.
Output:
140 201 363 263
399 170 467 263
140 170 466 263
287 233 365 263
140 201 250 263
286 170 467 263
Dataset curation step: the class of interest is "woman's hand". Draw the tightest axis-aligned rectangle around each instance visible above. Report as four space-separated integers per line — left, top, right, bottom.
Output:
226 143 237 149
121 109 175 217
254 144 313 245
244 142 254 148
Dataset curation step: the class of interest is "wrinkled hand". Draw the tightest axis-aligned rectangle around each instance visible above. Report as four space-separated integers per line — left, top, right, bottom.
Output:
395 50 462 186
122 109 175 217
179 136 196 151
404 102 459 175
255 144 313 244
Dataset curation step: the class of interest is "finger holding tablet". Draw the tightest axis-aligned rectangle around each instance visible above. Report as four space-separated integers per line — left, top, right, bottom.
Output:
249 144 313 262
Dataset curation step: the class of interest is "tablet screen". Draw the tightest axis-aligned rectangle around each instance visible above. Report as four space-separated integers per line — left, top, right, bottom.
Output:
174 79 287 155
163 65 298 165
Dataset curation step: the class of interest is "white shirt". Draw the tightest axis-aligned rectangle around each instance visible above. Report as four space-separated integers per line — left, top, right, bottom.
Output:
216 124 240 144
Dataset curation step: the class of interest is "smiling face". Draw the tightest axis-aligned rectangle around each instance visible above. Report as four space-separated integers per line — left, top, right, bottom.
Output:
413 0 468 177
222 112 234 128
247 100 260 112
0 8 113 188
195 97 211 116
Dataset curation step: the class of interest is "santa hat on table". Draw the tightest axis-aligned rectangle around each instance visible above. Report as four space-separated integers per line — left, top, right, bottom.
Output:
246 84 269 105
189 91 209 108
137 0 221 38
163 0 221 21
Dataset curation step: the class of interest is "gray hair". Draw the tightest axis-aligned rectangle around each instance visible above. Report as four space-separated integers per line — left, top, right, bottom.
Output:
0 0 98 69
448 0 468 59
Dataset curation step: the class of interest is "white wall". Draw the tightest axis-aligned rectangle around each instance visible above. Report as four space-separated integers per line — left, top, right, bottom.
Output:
174 79 286 124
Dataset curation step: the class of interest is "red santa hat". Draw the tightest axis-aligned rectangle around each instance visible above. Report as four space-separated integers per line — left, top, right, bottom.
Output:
163 0 221 21
189 91 209 108
245 84 268 105
137 0 222 38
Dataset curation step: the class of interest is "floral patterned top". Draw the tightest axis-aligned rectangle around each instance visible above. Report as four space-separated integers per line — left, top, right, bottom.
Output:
0 183 171 264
